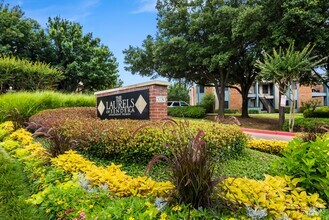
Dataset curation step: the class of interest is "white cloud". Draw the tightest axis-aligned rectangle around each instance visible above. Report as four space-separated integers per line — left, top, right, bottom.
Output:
133 0 157 14
23 0 100 26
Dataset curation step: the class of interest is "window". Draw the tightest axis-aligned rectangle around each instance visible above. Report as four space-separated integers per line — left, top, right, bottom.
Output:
262 85 269 94
180 102 189 106
199 86 204 93
224 101 229 109
173 102 180 106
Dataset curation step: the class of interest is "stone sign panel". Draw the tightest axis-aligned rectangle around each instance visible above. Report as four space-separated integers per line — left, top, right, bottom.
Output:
97 89 149 119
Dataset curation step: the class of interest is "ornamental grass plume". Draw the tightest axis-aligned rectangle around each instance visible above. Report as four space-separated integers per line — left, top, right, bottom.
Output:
142 119 233 211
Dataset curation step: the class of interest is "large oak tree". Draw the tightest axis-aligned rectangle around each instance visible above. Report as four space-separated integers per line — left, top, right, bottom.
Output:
124 0 266 117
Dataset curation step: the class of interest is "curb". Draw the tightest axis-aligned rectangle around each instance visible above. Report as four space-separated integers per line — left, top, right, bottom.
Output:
241 128 296 137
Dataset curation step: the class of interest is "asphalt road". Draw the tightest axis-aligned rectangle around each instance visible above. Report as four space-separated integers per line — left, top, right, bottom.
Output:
241 128 295 141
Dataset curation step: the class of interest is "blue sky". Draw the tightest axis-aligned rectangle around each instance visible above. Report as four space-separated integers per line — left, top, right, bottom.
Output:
10 0 168 86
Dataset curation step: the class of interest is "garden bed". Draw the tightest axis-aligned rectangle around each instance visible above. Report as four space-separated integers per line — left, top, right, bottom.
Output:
1 118 328 219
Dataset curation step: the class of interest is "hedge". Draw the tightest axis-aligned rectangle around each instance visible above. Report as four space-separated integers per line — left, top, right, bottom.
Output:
303 106 329 118
167 106 206 118
29 107 247 162
283 118 329 133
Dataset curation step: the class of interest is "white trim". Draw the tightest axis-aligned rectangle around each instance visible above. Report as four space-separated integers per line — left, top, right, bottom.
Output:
94 80 170 95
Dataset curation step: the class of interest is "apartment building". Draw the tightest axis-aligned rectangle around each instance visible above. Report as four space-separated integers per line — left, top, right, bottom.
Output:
189 82 329 112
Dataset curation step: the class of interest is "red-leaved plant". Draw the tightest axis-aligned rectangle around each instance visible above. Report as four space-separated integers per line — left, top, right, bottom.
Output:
27 122 78 157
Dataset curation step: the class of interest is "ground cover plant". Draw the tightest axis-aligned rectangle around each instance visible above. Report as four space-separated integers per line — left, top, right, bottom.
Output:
0 91 95 127
247 139 288 155
29 107 248 162
220 148 279 180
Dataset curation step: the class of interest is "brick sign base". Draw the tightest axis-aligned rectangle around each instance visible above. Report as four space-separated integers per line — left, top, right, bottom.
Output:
94 81 170 121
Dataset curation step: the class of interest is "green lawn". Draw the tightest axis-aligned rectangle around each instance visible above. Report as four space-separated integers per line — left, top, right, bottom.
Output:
220 148 279 180
0 147 47 220
249 113 304 119
225 112 304 119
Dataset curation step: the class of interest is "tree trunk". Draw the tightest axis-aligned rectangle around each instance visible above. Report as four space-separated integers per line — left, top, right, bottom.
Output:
288 82 296 132
214 83 224 118
278 84 285 130
241 92 249 118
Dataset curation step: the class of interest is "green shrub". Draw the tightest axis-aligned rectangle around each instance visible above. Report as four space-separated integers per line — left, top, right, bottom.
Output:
168 106 206 118
0 91 95 126
247 139 288 155
248 109 260 114
224 109 239 114
0 56 62 92
304 106 329 118
275 107 291 113
200 93 215 113
299 99 321 113
30 107 247 162
283 118 329 133
270 135 329 202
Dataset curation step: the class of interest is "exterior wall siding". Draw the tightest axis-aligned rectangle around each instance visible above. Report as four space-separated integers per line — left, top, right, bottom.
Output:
190 83 328 112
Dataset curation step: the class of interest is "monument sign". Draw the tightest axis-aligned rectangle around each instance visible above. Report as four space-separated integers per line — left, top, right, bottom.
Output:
97 89 149 119
94 81 170 121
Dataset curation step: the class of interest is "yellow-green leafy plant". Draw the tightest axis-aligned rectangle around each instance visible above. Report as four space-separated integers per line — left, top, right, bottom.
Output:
222 175 326 219
0 139 20 151
0 121 14 140
6 128 33 145
51 150 174 198
247 139 288 155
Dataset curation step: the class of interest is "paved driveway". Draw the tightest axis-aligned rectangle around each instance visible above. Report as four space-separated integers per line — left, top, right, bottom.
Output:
241 128 295 141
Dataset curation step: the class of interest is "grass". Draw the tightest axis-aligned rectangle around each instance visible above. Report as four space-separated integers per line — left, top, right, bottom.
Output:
0 91 95 123
250 113 304 120
0 147 47 220
220 148 279 180
225 112 304 119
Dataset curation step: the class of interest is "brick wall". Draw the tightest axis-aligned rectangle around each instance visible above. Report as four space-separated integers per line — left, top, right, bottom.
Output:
229 87 242 110
94 81 170 121
298 85 312 107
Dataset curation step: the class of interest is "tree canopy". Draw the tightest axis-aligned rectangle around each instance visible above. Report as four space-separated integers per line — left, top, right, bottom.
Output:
168 82 190 102
0 3 51 62
0 3 120 92
124 0 266 117
46 17 119 92
124 0 328 118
